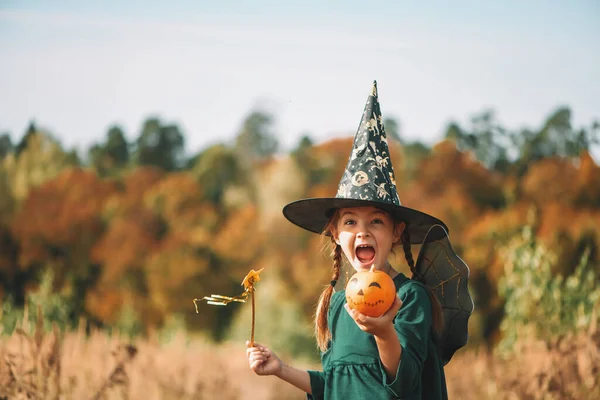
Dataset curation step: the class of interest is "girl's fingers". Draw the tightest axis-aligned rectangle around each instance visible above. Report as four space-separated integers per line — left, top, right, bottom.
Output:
344 304 369 325
250 354 265 363
247 348 271 363
246 342 269 358
246 341 266 349
250 359 264 370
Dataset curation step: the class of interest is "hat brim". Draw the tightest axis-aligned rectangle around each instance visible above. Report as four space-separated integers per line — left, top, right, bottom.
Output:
282 197 449 244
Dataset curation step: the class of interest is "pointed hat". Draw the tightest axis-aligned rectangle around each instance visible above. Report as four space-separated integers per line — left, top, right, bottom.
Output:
283 81 448 244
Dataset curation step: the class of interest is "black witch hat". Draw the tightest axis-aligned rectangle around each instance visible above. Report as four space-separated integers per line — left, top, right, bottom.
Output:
283 81 448 244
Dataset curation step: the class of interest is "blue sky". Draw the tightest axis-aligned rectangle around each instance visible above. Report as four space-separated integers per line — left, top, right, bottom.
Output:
1 0 599 159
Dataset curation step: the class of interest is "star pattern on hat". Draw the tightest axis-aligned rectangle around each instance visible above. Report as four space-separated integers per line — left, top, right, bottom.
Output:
335 81 401 206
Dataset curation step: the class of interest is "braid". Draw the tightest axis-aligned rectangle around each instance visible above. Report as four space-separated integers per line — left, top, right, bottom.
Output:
315 241 342 352
401 229 444 337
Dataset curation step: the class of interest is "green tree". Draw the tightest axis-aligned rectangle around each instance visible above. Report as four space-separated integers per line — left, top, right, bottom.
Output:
234 111 278 165
14 121 37 156
3 128 79 203
106 126 129 165
292 134 314 156
89 125 130 175
0 133 13 160
513 108 600 176
446 111 511 172
383 117 402 143
192 144 248 205
291 134 326 186
497 226 600 355
133 118 185 171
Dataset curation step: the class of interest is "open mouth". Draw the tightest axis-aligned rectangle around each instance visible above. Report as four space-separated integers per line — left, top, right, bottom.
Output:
355 244 376 266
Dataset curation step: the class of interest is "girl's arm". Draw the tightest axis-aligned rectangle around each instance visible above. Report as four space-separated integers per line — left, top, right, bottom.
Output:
373 324 402 379
246 341 312 394
276 363 312 394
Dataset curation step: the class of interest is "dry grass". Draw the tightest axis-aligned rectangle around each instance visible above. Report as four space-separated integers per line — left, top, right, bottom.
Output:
446 329 600 400
0 313 307 400
0 315 598 400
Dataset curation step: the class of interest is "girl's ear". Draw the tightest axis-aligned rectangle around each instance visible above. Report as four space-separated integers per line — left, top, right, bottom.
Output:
393 221 406 244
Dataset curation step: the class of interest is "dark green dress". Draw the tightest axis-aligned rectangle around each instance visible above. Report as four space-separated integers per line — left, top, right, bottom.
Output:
307 273 447 400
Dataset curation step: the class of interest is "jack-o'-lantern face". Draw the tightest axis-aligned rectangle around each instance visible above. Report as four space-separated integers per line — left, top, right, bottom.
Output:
345 268 396 317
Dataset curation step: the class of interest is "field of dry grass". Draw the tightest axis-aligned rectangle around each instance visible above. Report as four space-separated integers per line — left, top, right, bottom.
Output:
0 316 598 400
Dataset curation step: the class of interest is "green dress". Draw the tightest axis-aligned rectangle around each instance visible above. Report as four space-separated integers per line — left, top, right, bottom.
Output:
307 273 448 400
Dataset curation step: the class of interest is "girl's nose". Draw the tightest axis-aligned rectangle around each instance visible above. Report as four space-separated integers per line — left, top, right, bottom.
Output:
357 231 370 238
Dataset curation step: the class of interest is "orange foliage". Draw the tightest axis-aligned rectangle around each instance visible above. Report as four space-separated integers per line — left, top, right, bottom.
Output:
311 138 353 169
537 201 600 274
11 168 119 269
310 138 353 189
89 170 222 327
91 214 162 282
401 140 504 238
521 157 579 205
85 285 127 323
145 235 211 320
108 167 166 214
213 205 261 268
144 172 204 224
575 151 600 207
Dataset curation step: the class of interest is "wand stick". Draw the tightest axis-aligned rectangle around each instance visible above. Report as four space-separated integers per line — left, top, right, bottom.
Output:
251 287 256 346
193 268 264 346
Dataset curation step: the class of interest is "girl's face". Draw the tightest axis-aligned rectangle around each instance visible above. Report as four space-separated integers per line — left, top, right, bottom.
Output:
333 206 405 273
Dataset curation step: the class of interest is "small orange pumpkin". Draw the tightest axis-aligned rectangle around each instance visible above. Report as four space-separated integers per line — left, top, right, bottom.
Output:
345 267 396 317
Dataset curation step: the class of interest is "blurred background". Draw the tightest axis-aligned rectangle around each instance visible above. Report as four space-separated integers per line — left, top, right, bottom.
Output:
0 1 599 399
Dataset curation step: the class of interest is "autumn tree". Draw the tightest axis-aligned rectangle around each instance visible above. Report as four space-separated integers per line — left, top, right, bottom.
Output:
10 168 119 323
2 126 79 205
86 167 165 326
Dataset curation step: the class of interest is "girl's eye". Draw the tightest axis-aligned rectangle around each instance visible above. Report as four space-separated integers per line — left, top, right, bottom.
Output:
372 219 383 224
344 219 356 225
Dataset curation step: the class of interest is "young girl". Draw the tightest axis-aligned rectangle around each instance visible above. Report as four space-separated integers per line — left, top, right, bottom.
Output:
246 81 449 399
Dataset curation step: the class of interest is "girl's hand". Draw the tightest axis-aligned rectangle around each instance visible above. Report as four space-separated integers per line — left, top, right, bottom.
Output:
246 341 283 377
344 295 403 338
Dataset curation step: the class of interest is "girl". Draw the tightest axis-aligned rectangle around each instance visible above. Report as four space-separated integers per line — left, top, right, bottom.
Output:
246 81 449 399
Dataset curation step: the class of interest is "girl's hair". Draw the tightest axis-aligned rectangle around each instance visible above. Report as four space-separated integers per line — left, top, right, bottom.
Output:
314 209 444 352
